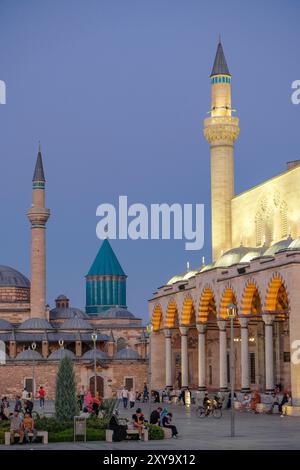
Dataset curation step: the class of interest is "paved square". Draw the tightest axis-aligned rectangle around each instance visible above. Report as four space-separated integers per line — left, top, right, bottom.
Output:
1 401 300 450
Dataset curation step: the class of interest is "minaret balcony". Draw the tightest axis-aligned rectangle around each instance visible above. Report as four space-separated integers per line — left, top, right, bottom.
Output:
203 116 240 145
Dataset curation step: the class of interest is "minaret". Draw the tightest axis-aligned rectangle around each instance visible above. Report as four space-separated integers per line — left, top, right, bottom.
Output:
27 146 50 318
204 40 240 261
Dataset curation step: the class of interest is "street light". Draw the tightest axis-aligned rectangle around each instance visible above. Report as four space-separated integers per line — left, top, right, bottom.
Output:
146 323 153 422
227 303 237 438
91 331 98 398
31 341 37 403
58 338 64 349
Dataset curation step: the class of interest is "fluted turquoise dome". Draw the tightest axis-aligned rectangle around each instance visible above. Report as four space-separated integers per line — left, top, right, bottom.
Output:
86 239 127 315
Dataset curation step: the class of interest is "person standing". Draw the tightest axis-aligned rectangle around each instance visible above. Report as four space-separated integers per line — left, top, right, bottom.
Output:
14 395 22 413
143 383 148 403
79 385 86 410
129 389 135 409
121 387 128 409
21 388 28 400
38 386 45 408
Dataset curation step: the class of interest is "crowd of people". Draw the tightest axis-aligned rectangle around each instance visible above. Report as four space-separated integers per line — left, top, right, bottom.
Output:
0 386 46 444
78 385 104 417
238 389 292 416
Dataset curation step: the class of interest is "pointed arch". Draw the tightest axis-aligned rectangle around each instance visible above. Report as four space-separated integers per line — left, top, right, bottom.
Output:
152 304 163 331
219 286 238 319
165 300 179 328
198 287 216 323
240 281 262 316
181 295 195 326
264 273 289 318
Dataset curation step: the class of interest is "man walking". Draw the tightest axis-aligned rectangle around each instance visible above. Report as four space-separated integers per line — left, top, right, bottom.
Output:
38 386 45 408
121 386 128 409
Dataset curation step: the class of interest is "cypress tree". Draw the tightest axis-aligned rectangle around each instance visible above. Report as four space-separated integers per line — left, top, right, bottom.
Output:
55 356 79 422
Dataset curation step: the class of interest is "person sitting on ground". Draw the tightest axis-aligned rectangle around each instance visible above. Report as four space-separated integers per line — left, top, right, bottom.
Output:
132 408 145 439
153 390 160 403
162 412 178 438
10 411 24 444
241 393 251 411
22 412 37 443
251 390 261 413
150 406 162 425
280 392 292 417
268 391 280 414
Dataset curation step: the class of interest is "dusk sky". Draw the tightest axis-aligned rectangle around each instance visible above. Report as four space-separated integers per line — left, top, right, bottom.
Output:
0 0 299 321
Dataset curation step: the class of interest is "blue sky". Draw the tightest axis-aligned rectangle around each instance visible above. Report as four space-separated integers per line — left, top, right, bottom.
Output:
0 0 299 321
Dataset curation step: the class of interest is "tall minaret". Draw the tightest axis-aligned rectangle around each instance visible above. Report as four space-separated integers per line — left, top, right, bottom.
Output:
27 146 50 318
204 40 240 261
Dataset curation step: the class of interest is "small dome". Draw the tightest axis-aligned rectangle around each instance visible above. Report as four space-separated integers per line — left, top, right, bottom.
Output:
288 237 300 250
50 307 88 321
215 247 253 268
59 317 93 330
115 347 141 360
200 263 215 272
0 319 12 330
167 273 185 285
102 308 136 319
19 317 53 330
182 270 199 281
48 348 75 360
56 294 69 300
239 247 265 263
263 238 293 257
82 349 108 361
0 265 30 288
16 349 43 361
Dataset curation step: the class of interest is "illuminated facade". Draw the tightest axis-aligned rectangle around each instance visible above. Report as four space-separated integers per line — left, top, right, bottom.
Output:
149 41 300 415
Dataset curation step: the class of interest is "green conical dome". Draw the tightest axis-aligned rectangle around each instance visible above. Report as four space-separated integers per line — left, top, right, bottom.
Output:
87 239 126 276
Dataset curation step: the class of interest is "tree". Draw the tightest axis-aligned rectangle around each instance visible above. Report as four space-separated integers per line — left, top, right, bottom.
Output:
55 356 79 422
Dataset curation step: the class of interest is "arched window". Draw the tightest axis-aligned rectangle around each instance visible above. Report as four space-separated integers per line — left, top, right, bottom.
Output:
117 337 127 352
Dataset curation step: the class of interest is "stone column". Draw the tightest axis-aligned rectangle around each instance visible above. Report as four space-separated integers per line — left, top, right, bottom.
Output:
75 341 82 357
179 327 189 388
42 340 49 358
196 323 207 390
218 321 228 391
263 314 274 392
239 317 250 392
164 329 172 388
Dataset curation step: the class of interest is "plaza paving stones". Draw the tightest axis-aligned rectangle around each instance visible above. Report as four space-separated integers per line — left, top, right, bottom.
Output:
1 401 300 450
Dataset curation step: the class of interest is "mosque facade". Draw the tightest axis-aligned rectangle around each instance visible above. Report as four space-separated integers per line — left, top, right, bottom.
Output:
0 152 147 399
149 41 300 415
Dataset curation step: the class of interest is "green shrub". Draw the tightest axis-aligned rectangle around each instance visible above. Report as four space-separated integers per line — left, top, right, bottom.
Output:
48 427 105 442
55 356 79 422
147 424 164 440
35 416 72 432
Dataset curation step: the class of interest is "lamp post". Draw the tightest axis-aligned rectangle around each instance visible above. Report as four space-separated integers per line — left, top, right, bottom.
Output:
31 342 37 402
146 323 153 422
91 331 98 398
227 303 237 437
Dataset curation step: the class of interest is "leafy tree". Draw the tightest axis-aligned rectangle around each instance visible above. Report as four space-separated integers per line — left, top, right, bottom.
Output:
55 356 79 422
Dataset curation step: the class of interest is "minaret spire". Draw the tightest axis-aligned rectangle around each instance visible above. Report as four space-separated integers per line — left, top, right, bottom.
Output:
27 145 50 318
204 40 240 261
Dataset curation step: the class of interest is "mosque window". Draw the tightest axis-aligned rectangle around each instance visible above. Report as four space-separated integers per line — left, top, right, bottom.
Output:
117 337 127 352
124 377 134 390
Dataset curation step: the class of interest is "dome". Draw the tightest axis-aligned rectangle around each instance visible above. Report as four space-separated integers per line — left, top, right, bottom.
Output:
59 317 93 330
48 348 75 360
115 347 141 360
182 270 199 281
263 238 293 257
18 317 53 330
215 247 253 268
288 237 300 250
167 273 185 285
50 307 88 321
16 349 43 361
56 294 69 300
0 265 30 288
200 263 215 272
239 247 265 263
0 319 12 330
82 349 108 361
102 308 136 319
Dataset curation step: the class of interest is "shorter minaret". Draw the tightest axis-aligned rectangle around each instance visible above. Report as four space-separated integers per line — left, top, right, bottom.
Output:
27 146 50 318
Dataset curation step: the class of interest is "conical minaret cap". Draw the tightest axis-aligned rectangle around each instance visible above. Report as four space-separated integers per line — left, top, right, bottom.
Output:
210 40 230 77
